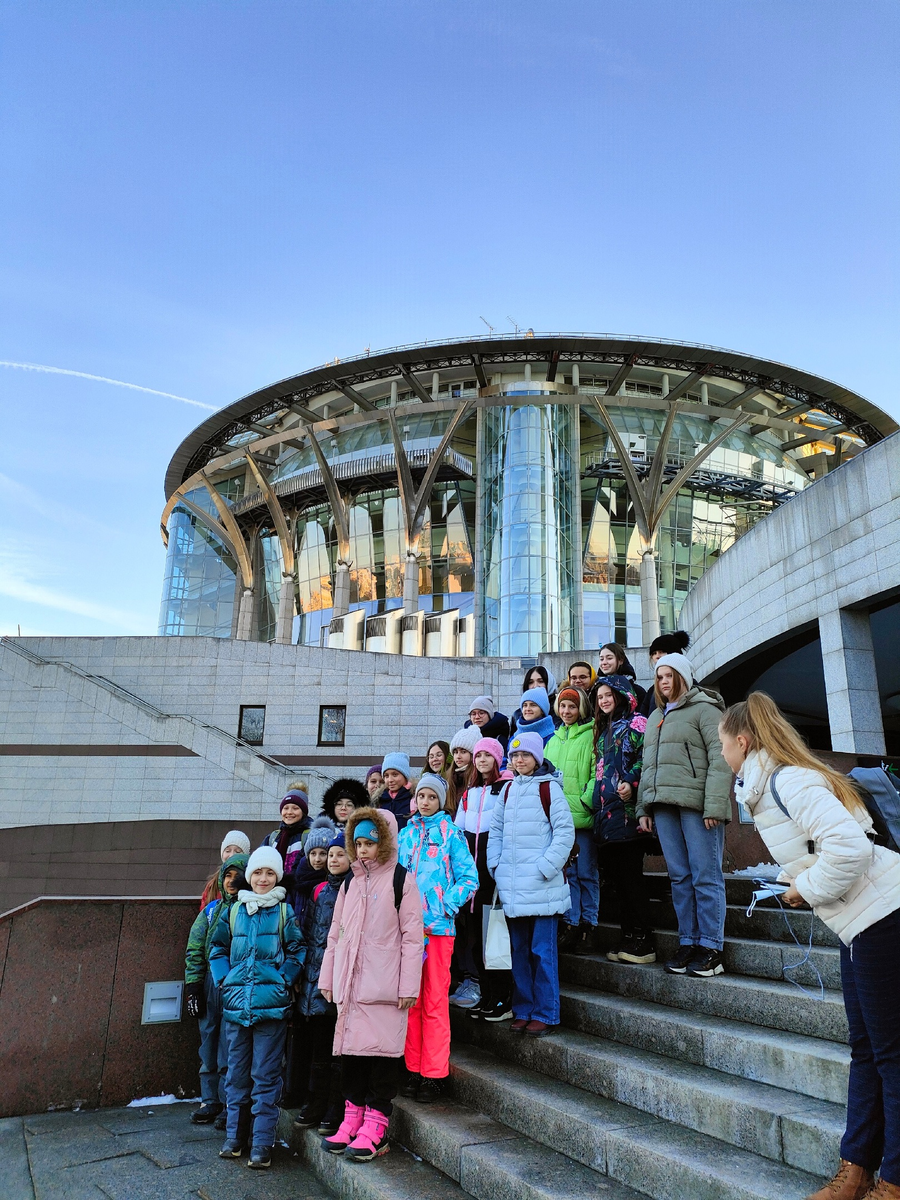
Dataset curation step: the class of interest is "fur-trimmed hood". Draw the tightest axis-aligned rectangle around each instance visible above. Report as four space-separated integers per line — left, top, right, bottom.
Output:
345 806 398 865
323 777 369 821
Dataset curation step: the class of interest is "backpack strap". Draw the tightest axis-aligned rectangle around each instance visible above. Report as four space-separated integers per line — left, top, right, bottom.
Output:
343 874 352 894
768 767 790 818
539 779 552 822
393 863 407 910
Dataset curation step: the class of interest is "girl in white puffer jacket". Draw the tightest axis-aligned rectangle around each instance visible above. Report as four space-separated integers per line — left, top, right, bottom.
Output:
720 693 900 1200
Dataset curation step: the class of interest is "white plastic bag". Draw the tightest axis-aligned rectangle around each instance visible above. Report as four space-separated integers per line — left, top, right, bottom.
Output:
482 888 511 971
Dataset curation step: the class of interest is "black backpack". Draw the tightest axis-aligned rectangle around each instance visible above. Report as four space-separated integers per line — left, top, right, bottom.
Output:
343 863 407 908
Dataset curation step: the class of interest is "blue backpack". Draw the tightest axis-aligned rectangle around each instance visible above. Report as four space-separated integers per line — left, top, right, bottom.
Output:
769 766 900 855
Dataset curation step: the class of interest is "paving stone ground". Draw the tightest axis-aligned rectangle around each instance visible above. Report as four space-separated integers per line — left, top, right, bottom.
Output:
0 1103 331 1200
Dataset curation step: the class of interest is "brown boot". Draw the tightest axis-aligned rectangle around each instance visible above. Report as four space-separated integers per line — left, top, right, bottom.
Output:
864 1180 900 1199
805 1161 874 1200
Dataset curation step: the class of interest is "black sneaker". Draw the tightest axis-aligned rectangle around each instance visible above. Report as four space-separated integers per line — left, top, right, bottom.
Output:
687 948 725 977
293 1104 324 1129
481 1000 514 1022
618 934 657 965
219 1139 244 1159
247 1145 272 1169
571 925 597 956
416 1077 443 1104
557 923 579 952
190 1102 222 1125
664 945 699 974
401 1071 421 1098
213 1109 227 1131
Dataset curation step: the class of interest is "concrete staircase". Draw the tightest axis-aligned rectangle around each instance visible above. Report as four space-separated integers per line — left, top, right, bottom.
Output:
281 875 846 1200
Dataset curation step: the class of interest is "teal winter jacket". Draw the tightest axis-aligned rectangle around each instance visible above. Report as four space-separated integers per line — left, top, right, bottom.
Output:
398 810 478 936
208 894 305 1026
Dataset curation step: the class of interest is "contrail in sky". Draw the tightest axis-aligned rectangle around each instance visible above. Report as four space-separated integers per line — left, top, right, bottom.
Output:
0 359 218 410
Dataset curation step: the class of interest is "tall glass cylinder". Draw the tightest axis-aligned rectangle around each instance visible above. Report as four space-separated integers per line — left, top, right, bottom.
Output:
478 403 580 656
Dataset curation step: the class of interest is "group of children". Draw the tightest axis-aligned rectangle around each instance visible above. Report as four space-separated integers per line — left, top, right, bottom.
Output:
182 633 900 1197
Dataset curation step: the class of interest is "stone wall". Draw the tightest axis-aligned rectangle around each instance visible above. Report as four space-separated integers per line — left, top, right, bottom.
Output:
0 897 201 1117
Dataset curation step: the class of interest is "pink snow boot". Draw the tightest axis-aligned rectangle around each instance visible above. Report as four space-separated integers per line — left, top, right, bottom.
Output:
321 1101 365 1154
344 1106 390 1161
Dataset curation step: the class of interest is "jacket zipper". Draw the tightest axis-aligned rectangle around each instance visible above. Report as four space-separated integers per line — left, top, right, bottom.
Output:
684 743 697 777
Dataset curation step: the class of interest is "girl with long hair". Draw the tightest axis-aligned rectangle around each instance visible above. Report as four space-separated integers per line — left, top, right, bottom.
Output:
590 675 654 964
721 692 900 1200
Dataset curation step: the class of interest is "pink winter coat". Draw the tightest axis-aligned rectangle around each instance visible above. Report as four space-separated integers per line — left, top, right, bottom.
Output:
319 806 424 1057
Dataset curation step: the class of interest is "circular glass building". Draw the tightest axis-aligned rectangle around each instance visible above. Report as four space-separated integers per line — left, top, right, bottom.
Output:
159 334 896 656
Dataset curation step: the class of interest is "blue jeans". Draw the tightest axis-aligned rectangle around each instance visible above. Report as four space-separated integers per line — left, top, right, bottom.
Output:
507 915 560 1025
840 906 900 1183
198 973 227 1104
653 805 725 951
223 1018 287 1149
564 829 600 926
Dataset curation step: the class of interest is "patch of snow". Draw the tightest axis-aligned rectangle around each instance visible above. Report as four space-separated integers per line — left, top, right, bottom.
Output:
127 1094 200 1108
732 863 781 879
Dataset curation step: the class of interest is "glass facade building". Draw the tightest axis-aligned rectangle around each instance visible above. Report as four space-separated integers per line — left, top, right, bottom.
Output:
160 335 889 655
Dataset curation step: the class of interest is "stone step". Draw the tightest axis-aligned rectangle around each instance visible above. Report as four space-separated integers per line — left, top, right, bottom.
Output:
598 895 839 948
587 923 841 989
452 1017 843 1173
559 952 848 1042
555 983 850 1104
439 1045 827 1200
280 1114 478 1200
281 1107 642 1200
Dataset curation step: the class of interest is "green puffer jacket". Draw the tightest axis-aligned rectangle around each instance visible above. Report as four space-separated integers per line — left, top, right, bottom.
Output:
184 853 248 985
545 720 596 830
635 687 732 822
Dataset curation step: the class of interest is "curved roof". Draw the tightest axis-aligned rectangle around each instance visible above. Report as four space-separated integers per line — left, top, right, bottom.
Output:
165 332 898 498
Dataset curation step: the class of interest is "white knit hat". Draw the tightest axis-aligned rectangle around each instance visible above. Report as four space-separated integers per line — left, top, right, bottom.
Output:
245 846 284 882
220 830 251 858
450 726 482 754
656 652 695 689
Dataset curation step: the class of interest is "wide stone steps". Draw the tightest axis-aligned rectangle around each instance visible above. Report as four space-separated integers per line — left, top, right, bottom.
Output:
560 952 848 1041
558 983 850 1104
589 922 841 989
453 1016 844 1172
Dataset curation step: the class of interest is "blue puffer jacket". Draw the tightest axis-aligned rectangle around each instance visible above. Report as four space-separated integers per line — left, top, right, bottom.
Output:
487 764 575 917
209 895 305 1027
295 872 348 1018
398 810 479 936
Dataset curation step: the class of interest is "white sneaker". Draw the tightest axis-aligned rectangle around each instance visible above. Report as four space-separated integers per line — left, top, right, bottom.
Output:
449 980 481 1008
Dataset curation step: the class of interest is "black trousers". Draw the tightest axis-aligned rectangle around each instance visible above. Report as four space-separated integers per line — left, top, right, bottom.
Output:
600 839 652 935
340 1054 403 1117
303 1012 341 1116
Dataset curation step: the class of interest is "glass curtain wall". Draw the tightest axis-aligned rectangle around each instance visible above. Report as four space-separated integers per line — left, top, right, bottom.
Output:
479 403 580 656
158 481 244 636
293 481 476 645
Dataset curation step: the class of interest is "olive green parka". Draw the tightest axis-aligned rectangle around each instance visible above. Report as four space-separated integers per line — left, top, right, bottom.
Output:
635 687 732 822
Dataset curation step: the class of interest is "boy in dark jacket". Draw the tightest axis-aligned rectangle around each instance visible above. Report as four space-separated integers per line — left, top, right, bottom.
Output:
184 852 247 1126
210 846 305 1169
293 831 353 1136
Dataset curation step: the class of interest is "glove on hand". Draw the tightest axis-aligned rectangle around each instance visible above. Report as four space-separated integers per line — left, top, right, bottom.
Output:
185 981 205 1019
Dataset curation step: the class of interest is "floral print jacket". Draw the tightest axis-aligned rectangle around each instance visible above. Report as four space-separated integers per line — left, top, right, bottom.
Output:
398 810 479 936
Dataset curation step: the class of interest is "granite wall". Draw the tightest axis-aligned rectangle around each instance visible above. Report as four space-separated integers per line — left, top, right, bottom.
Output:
0 897 202 1118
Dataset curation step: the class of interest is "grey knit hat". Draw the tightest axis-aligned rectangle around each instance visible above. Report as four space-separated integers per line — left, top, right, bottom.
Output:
415 772 449 810
304 815 337 853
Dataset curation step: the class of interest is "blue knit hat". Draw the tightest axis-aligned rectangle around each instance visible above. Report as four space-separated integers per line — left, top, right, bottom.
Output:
328 829 346 849
521 687 551 717
354 818 380 842
508 731 545 767
305 815 337 853
381 752 411 780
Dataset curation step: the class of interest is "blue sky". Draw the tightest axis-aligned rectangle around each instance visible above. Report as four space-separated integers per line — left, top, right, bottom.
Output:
1 0 898 637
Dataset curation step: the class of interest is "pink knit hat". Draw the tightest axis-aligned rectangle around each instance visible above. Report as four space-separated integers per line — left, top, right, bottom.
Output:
473 737 504 772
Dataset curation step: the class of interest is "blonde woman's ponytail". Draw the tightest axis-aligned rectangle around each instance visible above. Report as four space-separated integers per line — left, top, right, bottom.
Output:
720 692 866 813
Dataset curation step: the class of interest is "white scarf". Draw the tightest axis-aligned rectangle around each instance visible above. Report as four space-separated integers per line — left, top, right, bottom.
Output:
238 884 286 915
